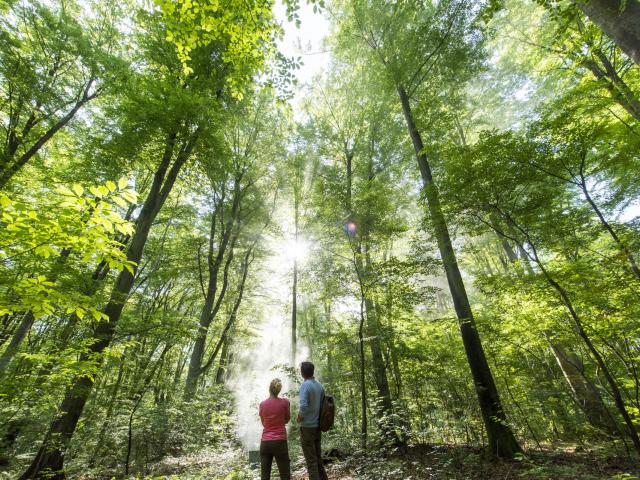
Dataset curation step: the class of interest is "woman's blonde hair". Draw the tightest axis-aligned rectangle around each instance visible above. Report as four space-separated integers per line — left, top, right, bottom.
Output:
269 378 282 397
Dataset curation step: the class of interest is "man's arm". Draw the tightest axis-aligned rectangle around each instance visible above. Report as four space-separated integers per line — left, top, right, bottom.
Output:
297 382 309 423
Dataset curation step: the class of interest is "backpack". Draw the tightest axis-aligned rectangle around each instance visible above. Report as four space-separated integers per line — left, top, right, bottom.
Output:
319 392 335 432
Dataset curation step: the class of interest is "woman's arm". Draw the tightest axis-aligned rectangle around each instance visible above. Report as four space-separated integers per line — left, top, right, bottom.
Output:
285 400 291 424
259 402 265 426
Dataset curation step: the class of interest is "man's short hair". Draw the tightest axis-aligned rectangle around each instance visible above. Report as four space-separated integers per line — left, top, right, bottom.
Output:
300 361 315 379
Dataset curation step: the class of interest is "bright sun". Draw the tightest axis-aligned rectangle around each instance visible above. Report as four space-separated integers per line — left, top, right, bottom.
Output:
281 238 309 264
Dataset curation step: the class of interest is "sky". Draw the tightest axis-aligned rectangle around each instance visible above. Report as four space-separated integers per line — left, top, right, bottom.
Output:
274 1 331 105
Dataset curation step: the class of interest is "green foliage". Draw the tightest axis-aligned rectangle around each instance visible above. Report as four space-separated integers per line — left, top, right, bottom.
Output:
0 180 136 319
156 0 281 94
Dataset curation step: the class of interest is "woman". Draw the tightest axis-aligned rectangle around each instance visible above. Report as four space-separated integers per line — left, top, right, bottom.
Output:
259 378 291 480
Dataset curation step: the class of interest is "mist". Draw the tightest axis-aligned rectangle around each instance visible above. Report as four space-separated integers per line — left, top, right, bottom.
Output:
226 211 311 451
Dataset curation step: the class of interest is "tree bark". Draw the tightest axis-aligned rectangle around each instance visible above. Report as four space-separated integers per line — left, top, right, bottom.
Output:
19 129 196 479
577 0 640 66
397 85 521 458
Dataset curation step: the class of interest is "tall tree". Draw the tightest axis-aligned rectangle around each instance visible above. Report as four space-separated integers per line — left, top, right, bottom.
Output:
18 3 281 475
333 0 522 457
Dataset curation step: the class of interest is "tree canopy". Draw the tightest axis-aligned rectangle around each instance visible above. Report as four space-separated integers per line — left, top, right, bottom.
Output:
1 0 640 478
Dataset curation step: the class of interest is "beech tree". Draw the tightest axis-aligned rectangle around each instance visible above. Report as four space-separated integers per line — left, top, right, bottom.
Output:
330 0 522 457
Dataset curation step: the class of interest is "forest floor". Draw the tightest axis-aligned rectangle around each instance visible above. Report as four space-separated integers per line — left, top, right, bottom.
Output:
147 442 639 480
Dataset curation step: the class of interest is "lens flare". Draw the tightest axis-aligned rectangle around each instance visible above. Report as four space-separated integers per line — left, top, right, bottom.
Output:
345 222 357 237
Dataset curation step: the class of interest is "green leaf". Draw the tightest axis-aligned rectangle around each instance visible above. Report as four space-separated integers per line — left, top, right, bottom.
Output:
72 184 84 197
113 196 127 208
56 186 75 197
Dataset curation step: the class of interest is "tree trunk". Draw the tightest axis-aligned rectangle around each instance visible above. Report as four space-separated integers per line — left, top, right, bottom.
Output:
215 339 230 385
343 139 395 445
292 259 298 364
184 183 242 399
493 219 619 436
184 293 217 398
345 148 353 216
362 247 400 445
90 355 125 466
291 194 299 365
532 251 640 454
397 85 521 458
0 248 75 372
491 213 519 264
577 0 640 66
578 174 640 280
358 289 368 448
124 344 170 476
0 311 34 373
324 301 334 386
581 55 640 122
496 212 640 455
200 246 254 377
19 130 195 479
172 350 187 392
549 341 619 435
364 297 395 427
0 81 96 190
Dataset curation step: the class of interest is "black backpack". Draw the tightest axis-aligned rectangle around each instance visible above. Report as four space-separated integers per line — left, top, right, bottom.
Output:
319 392 335 432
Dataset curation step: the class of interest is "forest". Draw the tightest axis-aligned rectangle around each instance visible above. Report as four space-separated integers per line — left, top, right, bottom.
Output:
1 0 640 478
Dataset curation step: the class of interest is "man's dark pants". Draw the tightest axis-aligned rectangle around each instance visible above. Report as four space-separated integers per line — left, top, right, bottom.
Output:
300 427 328 480
260 440 290 480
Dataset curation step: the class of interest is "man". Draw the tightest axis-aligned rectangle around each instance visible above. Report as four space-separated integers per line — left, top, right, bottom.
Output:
296 361 328 480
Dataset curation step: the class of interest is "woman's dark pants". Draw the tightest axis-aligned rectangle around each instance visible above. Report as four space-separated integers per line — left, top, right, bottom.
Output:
260 439 290 480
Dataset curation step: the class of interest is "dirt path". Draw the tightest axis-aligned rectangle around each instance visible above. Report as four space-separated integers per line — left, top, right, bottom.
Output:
146 442 635 479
